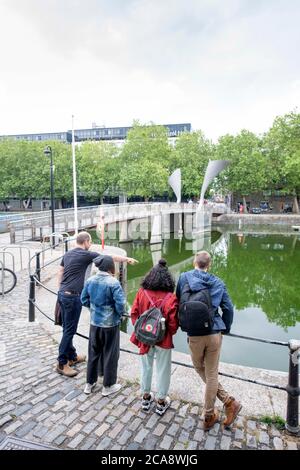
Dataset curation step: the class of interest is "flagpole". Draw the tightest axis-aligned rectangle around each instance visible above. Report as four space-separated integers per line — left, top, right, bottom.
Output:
72 115 78 235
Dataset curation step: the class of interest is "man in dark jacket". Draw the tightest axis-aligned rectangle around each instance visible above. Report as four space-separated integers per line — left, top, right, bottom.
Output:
176 251 241 430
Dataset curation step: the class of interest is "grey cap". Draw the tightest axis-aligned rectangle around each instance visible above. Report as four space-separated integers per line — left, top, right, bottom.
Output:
93 255 115 273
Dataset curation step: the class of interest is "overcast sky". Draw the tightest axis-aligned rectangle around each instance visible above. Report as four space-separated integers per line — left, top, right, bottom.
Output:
0 0 299 141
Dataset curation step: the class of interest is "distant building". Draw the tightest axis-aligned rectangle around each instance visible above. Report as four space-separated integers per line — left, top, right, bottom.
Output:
0 123 191 145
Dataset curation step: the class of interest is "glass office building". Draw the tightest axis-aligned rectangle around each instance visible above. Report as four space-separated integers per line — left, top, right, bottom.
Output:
0 123 191 143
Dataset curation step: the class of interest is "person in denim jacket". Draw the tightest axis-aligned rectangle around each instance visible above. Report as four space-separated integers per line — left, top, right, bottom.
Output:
81 255 125 396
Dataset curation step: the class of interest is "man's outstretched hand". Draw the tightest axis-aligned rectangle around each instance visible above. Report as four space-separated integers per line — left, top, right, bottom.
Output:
126 257 139 265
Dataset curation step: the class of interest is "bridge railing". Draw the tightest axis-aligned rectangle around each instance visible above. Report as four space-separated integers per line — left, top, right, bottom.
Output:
6 203 162 243
27 240 300 436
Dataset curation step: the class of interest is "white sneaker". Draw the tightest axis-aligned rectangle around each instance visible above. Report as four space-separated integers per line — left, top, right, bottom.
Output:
102 383 122 396
155 396 171 416
141 392 154 411
84 382 97 394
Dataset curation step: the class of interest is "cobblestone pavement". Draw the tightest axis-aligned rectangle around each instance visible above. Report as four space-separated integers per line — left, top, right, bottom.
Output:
0 271 299 451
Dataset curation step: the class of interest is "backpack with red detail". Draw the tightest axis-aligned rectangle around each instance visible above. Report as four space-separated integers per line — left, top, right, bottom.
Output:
134 290 172 346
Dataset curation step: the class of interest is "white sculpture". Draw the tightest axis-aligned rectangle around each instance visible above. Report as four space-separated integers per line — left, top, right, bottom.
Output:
198 160 230 211
168 169 181 203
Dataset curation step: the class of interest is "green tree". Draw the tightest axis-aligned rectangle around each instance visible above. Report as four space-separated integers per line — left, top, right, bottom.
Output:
44 141 74 207
77 141 120 203
0 141 15 206
172 131 212 199
0 140 74 209
264 111 300 213
215 130 267 211
119 159 169 199
119 122 172 199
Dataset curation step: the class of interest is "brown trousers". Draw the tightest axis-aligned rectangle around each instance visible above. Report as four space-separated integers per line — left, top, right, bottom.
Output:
189 333 230 417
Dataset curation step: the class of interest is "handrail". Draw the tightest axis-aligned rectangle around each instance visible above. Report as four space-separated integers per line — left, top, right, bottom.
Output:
122 314 290 348
30 296 288 393
0 261 4 295
7 203 155 225
28 241 62 276
0 250 15 273
3 245 31 271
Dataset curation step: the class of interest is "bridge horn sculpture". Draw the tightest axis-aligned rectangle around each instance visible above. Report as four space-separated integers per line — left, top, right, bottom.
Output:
195 159 230 233
150 169 182 265
168 168 181 204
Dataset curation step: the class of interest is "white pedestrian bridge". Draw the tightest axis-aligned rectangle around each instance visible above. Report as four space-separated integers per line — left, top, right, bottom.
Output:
3 202 229 244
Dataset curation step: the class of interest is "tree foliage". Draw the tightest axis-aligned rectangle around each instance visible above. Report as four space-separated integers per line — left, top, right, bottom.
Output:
172 131 212 198
0 112 299 206
215 130 267 197
77 141 120 202
118 122 171 199
263 111 300 212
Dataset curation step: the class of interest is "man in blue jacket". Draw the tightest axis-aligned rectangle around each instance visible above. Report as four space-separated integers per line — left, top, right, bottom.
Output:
176 251 241 430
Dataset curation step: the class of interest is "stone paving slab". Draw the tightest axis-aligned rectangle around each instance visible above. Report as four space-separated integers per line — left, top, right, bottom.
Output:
0 270 299 451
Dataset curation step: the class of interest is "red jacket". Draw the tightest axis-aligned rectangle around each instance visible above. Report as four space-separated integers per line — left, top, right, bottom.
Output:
130 288 179 355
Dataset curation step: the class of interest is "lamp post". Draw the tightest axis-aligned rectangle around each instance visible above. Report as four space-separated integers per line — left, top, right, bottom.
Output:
71 115 78 235
44 145 55 242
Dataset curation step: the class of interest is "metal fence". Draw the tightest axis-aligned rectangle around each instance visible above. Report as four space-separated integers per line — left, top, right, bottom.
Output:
27 238 300 435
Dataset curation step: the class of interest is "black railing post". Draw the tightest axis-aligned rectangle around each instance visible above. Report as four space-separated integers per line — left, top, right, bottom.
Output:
36 252 41 282
29 275 36 322
286 339 300 435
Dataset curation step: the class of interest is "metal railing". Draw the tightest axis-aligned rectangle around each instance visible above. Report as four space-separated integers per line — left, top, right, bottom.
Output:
0 260 4 295
0 250 15 273
7 202 228 244
2 245 31 271
27 240 300 436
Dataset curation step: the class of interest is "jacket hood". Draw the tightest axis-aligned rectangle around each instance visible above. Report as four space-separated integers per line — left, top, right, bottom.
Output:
184 269 225 310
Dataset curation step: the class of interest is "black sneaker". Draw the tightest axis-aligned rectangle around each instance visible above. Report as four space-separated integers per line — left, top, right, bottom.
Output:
155 396 171 416
141 392 154 411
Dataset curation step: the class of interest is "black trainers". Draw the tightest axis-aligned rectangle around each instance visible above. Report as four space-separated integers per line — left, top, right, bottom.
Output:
141 392 154 411
155 396 171 416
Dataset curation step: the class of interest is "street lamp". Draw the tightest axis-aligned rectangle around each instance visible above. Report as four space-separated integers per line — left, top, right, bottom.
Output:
44 145 55 242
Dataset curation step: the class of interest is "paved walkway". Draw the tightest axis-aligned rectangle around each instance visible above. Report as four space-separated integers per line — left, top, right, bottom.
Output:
0 270 299 451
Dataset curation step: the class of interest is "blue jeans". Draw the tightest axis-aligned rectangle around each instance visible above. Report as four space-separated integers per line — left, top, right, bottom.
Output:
57 292 82 365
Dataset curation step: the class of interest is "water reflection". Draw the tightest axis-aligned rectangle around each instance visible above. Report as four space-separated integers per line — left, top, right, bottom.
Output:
212 234 300 329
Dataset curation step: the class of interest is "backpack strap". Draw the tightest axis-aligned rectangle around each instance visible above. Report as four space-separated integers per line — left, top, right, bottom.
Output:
202 289 213 310
143 289 156 307
160 292 172 310
143 289 172 310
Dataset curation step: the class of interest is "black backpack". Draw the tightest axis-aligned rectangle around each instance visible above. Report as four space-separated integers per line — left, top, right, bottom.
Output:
134 290 172 346
179 283 214 336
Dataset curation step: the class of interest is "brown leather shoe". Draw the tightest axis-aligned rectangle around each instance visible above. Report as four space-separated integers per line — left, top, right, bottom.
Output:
203 410 219 431
68 354 86 366
56 363 78 377
223 398 242 427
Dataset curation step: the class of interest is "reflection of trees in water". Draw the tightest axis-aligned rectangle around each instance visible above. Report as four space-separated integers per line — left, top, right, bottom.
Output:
212 234 300 329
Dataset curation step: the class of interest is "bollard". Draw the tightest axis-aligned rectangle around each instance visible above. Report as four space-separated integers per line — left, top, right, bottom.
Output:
36 252 41 282
64 238 69 253
286 339 300 435
28 275 36 322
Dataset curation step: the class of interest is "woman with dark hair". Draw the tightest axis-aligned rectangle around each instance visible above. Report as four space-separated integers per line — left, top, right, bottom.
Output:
130 259 179 415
